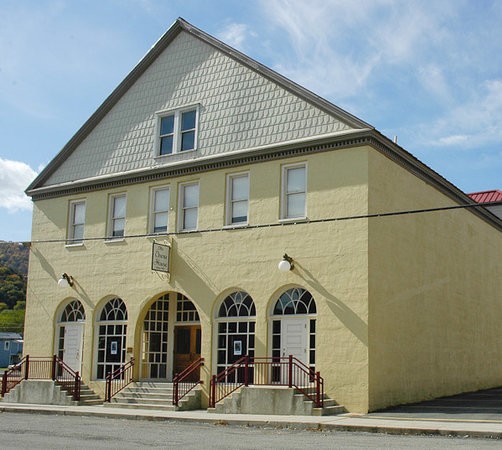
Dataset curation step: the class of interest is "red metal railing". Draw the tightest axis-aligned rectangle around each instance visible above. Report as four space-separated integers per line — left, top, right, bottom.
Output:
172 357 204 406
105 358 134 402
209 355 324 408
1 355 81 401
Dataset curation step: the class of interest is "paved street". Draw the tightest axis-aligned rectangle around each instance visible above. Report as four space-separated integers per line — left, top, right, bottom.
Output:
0 412 500 449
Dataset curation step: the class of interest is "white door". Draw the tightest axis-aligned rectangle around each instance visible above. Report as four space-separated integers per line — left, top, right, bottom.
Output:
280 317 308 383
63 322 84 373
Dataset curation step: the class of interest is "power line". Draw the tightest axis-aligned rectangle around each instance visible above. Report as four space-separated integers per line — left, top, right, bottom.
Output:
24 200 502 245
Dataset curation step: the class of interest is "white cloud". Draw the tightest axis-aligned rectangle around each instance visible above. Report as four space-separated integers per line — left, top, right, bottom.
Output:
217 23 250 50
0 159 37 212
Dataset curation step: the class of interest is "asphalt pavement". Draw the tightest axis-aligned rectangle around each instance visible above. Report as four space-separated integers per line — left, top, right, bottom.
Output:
1 387 502 440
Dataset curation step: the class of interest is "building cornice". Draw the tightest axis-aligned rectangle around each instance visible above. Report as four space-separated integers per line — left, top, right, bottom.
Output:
27 129 502 232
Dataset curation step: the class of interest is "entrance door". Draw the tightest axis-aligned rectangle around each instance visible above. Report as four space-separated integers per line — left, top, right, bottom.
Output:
173 325 201 381
62 322 84 373
280 317 307 384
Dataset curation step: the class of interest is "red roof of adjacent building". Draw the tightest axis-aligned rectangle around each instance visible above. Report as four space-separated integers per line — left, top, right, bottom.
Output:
468 190 502 204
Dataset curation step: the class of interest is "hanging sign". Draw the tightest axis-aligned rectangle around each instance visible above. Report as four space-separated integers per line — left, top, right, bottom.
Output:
151 242 170 273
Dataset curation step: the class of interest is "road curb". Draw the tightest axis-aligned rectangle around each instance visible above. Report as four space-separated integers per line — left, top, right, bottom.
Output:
1 404 502 440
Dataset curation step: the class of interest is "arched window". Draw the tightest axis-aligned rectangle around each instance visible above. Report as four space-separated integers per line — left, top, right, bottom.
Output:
96 297 128 379
273 288 316 315
216 291 255 380
60 300 86 322
271 288 316 380
56 299 85 373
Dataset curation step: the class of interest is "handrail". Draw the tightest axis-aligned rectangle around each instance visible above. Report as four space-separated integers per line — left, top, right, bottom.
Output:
1 355 27 397
1 355 81 401
54 355 81 401
209 355 324 408
209 356 248 407
105 358 135 402
172 357 204 406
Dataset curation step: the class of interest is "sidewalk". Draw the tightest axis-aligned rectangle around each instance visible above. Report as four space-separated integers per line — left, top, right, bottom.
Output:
1 402 502 439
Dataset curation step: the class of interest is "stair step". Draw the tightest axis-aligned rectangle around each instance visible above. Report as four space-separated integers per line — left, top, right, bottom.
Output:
104 402 178 411
113 396 173 405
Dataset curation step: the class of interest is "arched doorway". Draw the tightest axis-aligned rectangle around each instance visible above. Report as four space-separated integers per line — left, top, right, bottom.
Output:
56 299 85 373
96 297 128 379
270 287 316 382
139 292 201 381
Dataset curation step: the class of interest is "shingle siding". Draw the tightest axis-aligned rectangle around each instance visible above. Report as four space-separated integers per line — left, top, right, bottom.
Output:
45 31 353 186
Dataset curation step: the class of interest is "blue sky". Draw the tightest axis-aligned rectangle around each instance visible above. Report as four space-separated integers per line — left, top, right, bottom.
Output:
1 0 501 242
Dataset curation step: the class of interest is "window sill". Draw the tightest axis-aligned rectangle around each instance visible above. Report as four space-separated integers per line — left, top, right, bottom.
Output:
155 148 197 159
278 217 309 224
223 223 249 230
65 242 85 248
104 238 126 244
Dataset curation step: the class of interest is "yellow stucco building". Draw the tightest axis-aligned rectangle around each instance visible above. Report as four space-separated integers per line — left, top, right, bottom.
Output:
23 19 502 414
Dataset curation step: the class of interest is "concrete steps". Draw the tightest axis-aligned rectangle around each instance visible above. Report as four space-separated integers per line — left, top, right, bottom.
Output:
76 384 103 406
104 381 201 411
209 386 346 416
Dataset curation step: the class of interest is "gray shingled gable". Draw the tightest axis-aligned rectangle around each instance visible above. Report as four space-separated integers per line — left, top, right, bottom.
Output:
26 18 371 194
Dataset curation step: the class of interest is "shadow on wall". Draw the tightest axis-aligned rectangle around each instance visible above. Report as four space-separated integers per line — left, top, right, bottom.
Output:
295 261 368 346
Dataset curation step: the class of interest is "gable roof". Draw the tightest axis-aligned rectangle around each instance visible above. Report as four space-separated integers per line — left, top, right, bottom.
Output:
26 18 371 195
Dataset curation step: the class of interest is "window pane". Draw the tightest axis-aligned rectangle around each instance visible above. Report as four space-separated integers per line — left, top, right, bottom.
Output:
74 202 85 224
160 115 174 135
154 189 169 212
113 196 126 218
287 167 305 193
154 212 168 232
183 208 197 230
181 131 195 151
73 224 84 241
113 218 125 236
232 176 248 201
287 192 305 218
232 200 248 223
160 136 173 155
183 184 199 208
181 110 196 130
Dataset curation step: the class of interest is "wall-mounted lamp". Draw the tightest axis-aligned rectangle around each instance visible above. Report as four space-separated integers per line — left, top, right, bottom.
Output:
58 273 74 288
278 254 294 272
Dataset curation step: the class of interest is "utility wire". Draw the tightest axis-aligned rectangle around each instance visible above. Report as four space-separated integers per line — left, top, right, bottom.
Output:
24 200 502 245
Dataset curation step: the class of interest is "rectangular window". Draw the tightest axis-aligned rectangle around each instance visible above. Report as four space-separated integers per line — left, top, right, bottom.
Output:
179 183 199 231
150 187 170 234
109 194 126 238
68 200 86 244
281 164 306 219
158 107 198 156
226 173 249 225
4 340 10 351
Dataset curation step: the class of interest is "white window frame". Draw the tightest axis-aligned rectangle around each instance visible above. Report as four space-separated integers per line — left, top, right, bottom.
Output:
226 172 249 226
67 200 86 244
178 182 199 232
108 193 127 239
4 340 10 351
149 186 170 234
156 105 199 157
280 163 307 220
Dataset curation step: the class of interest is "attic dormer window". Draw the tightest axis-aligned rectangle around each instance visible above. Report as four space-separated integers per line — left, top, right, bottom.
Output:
157 106 198 156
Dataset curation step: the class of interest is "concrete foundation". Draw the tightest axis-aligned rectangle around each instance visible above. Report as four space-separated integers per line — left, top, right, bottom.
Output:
3 380 76 406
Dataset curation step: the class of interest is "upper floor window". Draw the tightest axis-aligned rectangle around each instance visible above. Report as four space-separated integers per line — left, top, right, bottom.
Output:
158 107 198 156
150 186 170 234
281 164 306 219
68 200 85 244
109 194 126 238
179 182 199 231
226 173 249 225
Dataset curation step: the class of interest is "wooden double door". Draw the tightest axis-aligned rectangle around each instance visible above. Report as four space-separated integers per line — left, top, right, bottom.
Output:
173 325 201 381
